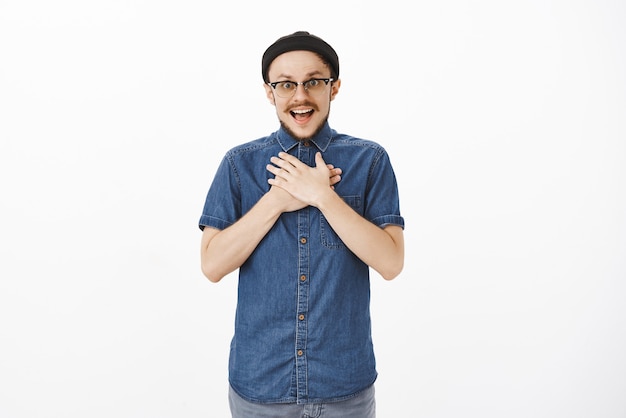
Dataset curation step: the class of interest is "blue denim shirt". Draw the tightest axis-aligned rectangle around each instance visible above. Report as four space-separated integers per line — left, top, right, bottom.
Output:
199 122 404 404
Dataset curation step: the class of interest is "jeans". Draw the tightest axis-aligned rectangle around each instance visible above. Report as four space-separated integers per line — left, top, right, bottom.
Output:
228 384 376 418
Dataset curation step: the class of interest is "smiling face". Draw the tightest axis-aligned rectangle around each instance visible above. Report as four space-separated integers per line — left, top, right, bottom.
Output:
264 50 341 140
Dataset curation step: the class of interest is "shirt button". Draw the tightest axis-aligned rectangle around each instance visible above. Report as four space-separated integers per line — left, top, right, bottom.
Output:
299 314 305 321
300 237 307 244
304 141 310 147
300 275 306 282
297 350 304 356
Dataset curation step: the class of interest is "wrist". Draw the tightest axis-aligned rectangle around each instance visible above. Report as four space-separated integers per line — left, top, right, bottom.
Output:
314 187 339 212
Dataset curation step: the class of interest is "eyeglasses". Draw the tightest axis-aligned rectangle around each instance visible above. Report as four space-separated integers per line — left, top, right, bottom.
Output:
267 78 334 98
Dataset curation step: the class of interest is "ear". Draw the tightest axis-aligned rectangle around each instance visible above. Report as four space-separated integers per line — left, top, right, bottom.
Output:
330 78 341 101
264 82 276 105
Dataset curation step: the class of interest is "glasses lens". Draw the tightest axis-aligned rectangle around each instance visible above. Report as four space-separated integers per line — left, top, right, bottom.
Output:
272 79 331 98
307 79 325 94
275 81 295 98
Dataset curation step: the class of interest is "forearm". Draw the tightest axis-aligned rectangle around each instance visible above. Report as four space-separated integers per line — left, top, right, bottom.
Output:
317 192 404 280
201 193 282 282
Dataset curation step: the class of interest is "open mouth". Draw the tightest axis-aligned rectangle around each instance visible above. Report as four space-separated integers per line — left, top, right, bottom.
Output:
290 108 314 122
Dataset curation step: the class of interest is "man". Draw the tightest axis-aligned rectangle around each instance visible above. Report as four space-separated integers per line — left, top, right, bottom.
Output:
199 31 404 418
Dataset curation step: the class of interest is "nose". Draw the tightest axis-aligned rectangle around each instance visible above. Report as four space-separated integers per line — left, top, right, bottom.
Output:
292 83 309 100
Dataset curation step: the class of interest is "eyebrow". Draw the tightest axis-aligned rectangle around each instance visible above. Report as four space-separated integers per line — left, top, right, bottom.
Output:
274 70 328 81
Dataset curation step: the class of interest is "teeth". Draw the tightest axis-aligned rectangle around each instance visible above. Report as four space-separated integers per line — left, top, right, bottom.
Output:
292 109 312 114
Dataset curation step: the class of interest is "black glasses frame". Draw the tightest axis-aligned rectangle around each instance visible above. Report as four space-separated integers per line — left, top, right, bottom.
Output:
267 78 334 97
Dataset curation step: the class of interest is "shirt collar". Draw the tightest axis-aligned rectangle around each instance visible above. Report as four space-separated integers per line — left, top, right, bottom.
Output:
276 122 333 153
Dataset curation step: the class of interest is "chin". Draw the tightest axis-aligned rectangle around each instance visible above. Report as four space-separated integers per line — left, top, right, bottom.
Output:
280 119 326 141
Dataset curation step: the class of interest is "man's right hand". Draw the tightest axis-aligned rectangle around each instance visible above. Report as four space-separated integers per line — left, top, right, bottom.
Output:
268 164 342 213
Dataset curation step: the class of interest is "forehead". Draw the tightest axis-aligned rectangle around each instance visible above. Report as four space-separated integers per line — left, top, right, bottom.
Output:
267 50 330 80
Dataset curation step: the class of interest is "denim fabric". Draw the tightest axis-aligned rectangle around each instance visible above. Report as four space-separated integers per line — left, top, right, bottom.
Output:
229 383 376 418
199 123 404 404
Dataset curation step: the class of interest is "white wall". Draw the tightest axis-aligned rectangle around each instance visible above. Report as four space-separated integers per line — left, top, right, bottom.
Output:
1 1 625 417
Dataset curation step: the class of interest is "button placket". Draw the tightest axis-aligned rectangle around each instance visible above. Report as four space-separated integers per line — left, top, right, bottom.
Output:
294 142 312 402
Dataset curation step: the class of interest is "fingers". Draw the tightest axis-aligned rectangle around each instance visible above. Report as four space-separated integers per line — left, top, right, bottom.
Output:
266 163 280 177
327 165 342 177
269 153 306 177
315 151 326 168
268 152 341 186
273 152 299 169
272 152 337 169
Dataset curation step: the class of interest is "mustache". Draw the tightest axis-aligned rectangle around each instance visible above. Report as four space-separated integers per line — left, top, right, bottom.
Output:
288 102 317 111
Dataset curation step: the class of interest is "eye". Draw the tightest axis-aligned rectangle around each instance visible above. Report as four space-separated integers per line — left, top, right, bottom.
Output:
306 79 321 88
280 81 295 90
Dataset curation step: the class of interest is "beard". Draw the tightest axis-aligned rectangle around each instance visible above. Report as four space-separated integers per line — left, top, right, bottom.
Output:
280 115 329 141
279 95 332 141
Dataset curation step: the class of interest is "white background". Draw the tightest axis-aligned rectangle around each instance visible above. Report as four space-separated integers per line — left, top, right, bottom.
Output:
1 1 625 417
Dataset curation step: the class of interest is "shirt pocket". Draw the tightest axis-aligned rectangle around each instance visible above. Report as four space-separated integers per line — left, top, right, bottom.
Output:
320 195 362 249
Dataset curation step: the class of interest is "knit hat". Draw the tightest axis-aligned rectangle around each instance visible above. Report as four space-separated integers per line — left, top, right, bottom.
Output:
261 31 339 82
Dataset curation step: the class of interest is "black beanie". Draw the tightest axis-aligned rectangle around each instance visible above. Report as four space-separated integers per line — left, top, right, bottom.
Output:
261 31 339 82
